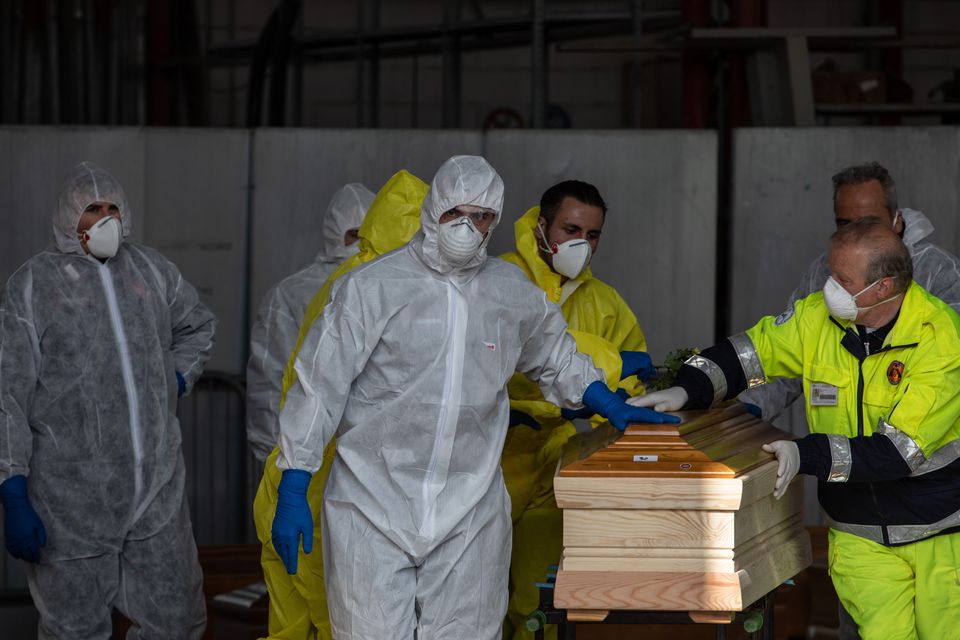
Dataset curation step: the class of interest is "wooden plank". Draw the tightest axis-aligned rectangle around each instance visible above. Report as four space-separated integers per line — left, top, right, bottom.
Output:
685 415 761 449
605 434 692 448
557 458 737 478
554 475 745 510
738 531 812 607
554 569 745 611
689 611 735 624
564 508 735 549
554 531 811 612
562 483 802 548
562 553 739 573
560 515 805 573
621 423 681 437
675 403 748 436
565 609 609 622
585 449 714 463
562 546 735 560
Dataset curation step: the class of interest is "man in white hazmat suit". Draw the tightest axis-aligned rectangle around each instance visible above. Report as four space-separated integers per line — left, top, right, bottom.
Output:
0 162 215 638
269 155 678 639
247 182 375 462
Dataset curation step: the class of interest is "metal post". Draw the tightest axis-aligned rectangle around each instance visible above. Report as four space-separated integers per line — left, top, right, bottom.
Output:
530 0 546 128
630 0 643 127
228 0 236 126
355 0 365 126
784 35 814 126
411 53 419 127
442 0 461 128
293 2 303 126
84 0 99 123
368 0 380 127
681 0 710 128
45 0 60 123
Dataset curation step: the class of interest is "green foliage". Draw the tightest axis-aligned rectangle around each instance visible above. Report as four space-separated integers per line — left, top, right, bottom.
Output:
650 347 701 391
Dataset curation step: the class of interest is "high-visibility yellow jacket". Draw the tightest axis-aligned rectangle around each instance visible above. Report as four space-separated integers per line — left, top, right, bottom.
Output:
681 281 960 546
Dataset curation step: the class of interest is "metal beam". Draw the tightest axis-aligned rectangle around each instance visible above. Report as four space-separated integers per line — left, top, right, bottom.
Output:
530 0 546 129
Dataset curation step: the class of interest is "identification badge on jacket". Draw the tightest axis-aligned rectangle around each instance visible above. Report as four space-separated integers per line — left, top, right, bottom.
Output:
810 383 838 406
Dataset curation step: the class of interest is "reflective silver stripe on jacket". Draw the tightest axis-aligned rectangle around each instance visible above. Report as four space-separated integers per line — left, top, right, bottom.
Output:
683 355 727 405
728 332 766 388
825 506 960 545
822 514 884 544
911 439 960 476
826 434 852 482
877 417 927 474
888 507 960 545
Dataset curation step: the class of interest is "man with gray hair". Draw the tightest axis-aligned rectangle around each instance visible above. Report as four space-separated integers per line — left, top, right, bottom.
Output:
633 218 960 639
741 161 960 422
738 161 960 638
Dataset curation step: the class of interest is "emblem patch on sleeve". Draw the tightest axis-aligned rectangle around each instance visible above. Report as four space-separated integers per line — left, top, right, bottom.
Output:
774 306 794 326
887 360 904 385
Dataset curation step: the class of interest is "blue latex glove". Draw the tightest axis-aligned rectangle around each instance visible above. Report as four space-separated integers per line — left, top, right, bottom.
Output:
509 409 541 430
271 469 313 575
619 351 655 381
561 389 630 420
0 475 46 563
176 371 186 397
582 380 680 432
741 402 763 419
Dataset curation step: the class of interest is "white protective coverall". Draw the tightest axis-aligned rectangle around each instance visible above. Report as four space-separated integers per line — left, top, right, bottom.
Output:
246 183 375 461
0 162 215 639
276 156 604 639
740 208 960 421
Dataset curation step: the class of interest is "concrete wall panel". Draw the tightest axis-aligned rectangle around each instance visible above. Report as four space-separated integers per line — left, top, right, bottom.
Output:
249 128 482 323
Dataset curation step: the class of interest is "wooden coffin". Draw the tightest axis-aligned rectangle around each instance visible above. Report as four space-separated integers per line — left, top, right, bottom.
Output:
553 403 812 613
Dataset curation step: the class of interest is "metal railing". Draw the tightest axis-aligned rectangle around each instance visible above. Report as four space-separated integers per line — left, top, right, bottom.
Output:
178 370 259 545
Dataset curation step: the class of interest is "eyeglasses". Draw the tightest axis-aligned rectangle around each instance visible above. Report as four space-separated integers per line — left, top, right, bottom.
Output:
439 206 497 227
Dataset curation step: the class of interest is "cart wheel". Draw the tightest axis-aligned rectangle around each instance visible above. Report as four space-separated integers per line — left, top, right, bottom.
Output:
743 610 764 633
525 610 547 632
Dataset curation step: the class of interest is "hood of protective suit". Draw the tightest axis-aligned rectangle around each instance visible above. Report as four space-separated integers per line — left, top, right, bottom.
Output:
356 170 427 258
54 161 132 256
507 205 594 303
279 169 429 400
318 183 376 263
417 155 504 274
901 208 934 248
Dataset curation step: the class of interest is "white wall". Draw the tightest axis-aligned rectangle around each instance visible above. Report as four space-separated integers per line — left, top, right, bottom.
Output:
249 128 483 320
0 127 250 373
730 126 960 333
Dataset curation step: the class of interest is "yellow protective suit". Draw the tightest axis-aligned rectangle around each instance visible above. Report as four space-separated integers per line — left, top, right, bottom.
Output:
252 170 427 640
500 206 648 640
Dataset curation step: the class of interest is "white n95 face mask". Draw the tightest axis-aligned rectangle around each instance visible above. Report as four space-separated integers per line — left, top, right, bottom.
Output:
438 218 483 266
550 239 592 280
823 276 901 321
81 216 122 259
538 223 591 279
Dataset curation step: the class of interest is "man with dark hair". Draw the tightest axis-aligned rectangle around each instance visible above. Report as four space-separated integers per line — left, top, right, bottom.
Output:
500 179 655 640
634 219 960 640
